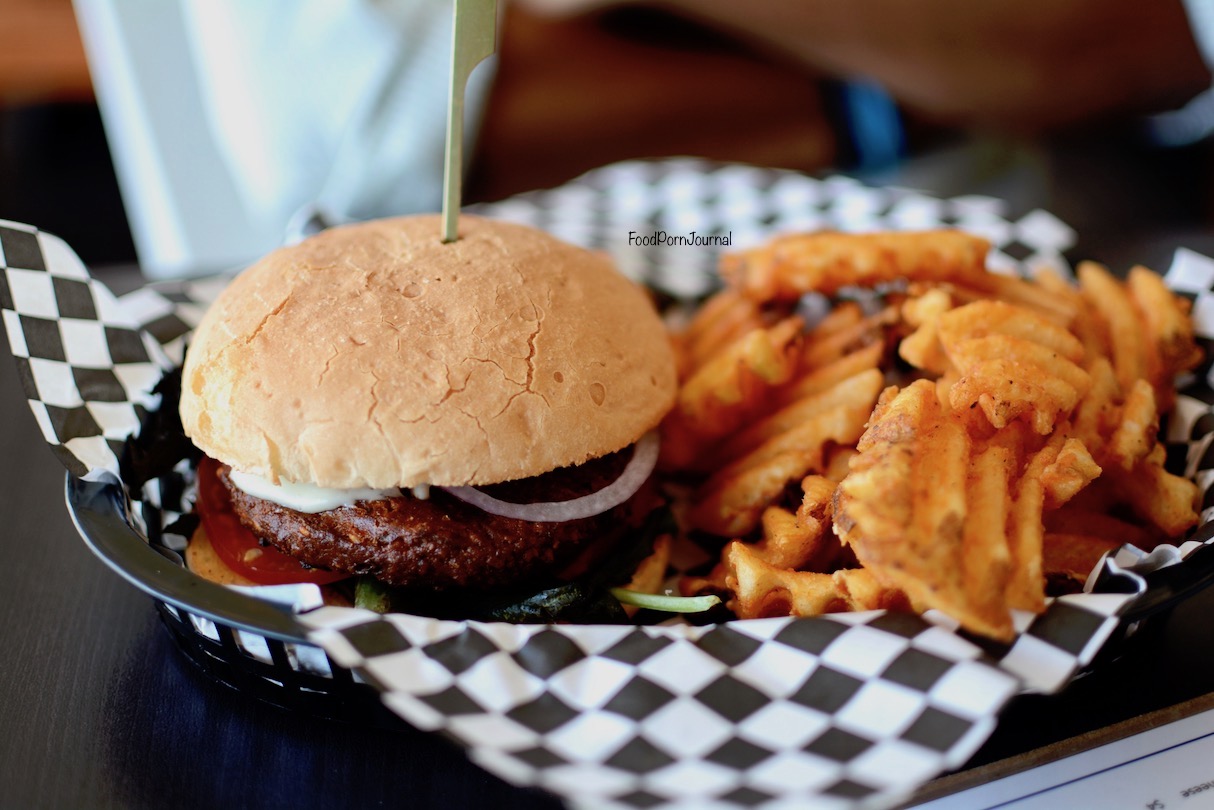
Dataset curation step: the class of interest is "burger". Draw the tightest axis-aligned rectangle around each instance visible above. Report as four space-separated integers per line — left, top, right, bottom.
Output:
178 214 680 621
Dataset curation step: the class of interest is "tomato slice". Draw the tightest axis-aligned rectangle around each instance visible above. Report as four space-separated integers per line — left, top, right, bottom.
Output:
195 456 349 586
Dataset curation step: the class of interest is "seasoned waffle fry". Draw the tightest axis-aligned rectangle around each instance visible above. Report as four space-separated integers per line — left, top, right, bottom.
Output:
725 540 907 619
690 450 821 538
899 288 954 373
1040 437 1102 509
716 368 884 464
799 305 897 371
753 504 838 571
806 299 864 337
1107 380 1158 472
681 289 766 371
722 230 990 302
689 385 877 536
667 228 1201 641
1108 444 1200 537
821 447 857 483
729 474 845 575
1073 357 1120 452
661 316 803 469
780 341 883 404
1079 261 1146 393
834 380 1021 640
1127 265 1203 407
797 474 837 520
949 360 1083 435
897 297 1091 438
962 442 1016 634
677 317 803 428
1005 430 1067 614
938 300 1085 362
963 272 1079 325
952 336 1091 394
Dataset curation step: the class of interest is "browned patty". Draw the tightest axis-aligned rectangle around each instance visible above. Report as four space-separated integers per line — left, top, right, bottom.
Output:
218 448 657 592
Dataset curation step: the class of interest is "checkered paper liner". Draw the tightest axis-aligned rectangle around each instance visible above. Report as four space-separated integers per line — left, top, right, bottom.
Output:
4 159 1214 810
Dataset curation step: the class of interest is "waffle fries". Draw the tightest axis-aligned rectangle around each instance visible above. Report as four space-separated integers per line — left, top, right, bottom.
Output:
673 229 1202 640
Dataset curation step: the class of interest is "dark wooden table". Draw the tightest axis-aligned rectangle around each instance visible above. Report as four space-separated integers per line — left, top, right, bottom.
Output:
5 131 1214 809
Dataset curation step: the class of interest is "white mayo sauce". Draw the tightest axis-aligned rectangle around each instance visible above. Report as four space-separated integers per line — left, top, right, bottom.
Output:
228 470 424 514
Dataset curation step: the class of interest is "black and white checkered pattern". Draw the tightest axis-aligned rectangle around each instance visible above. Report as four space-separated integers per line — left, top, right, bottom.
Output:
7 160 1214 809
294 591 1137 810
300 607 1020 810
469 159 1076 298
0 220 171 481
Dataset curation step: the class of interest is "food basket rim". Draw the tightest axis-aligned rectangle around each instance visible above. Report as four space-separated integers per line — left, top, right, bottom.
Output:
67 466 1214 654
66 473 311 644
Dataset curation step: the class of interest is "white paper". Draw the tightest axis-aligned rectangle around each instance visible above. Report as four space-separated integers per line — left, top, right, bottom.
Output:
910 707 1214 809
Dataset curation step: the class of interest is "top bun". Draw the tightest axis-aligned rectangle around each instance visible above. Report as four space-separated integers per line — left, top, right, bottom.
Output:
180 215 678 488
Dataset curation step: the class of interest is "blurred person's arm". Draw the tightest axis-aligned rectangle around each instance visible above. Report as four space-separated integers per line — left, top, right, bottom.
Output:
517 0 1212 132
467 5 838 201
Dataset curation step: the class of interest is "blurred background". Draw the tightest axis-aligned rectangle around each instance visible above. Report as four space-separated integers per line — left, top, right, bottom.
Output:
6 7 1214 808
3 0 1214 277
0 0 134 264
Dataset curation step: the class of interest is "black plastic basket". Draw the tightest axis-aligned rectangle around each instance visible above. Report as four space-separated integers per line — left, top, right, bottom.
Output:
68 474 400 725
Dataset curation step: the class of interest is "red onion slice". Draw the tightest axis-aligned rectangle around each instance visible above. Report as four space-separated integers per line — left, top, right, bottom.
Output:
440 432 659 522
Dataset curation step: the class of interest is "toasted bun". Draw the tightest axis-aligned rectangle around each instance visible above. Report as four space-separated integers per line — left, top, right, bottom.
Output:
180 215 677 488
